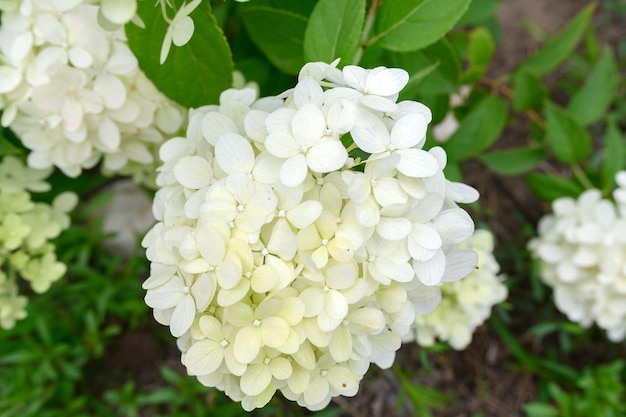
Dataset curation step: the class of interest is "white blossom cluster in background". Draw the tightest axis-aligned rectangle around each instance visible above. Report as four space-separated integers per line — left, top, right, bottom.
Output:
529 172 626 342
0 156 76 329
142 60 479 410
0 0 138 30
0 0 184 185
406 229 507 350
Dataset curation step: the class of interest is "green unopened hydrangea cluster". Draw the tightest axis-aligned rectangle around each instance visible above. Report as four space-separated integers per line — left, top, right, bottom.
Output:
0 156 76 329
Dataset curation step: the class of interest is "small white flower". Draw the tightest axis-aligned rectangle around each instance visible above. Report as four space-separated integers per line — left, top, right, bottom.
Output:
159 0 202 64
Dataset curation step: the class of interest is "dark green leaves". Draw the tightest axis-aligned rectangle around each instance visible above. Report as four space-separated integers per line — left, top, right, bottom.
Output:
545 102 591 163
444 94 508 161
371 0 472 52
526 173 585 202
303 0 366 64
479 147 545 175
512 70 547 111
603 121 626 190
239 5 308 75
517 4 595 76
126 1 233 108
568 48 619 126
463 27 495 82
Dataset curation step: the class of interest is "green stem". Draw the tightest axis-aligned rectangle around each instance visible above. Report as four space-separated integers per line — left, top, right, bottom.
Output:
352 0 380 65
570 163 594 190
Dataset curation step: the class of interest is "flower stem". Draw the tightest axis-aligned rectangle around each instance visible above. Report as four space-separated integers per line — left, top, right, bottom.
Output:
352 0 380 66
570 163 594 190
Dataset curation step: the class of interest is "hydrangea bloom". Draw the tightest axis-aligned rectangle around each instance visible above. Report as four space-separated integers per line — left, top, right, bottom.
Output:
0 156 76 329
0 0 184 184
405 229 507 350
142 61 479 410
529 173 626 342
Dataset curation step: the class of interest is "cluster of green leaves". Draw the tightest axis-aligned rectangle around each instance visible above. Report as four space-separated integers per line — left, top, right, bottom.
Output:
474 4 625 200
0 192 146 417
524 360 626 417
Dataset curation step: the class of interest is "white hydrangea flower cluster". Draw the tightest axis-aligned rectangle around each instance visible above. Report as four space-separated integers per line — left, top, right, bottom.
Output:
0 0 138 30
0 0 184 184
405 229 507 350
0 156 76 329
529 172 626 342
142 61 479 411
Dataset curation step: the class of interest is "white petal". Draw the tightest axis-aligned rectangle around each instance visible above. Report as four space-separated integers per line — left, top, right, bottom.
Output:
366 67 409 96
376 217 411 241
351 111 388 153
174 155 213 189
294 78 323 108
414 249 445 286
280 154 308 187
306 138 348 173
411 284 442 314
215 132 255 174
145 275 184 309
100 0 137 24
61 98 84 133
390 113 428 148
265 133 299 158
261 316 290 348
396 149 439 178
286 200 323 229
234 326 261 363
375 258 414 283
434 209 474 245
291 104 325 147
98 117 121 151
201 111 238 145
329 326 352 362
68 47 93 68
0 66 22 93
94 74 127 110
170 294 196 336
191 273 216 311
270 357 292 380
240 364 273 396
172 16 195 47
442 248 478 283
185 340 223 375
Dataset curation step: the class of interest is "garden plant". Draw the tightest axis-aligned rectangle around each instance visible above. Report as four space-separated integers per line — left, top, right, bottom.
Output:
0 0 625 416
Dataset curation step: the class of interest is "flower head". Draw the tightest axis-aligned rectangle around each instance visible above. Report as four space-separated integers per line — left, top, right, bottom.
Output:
529 175 626 342
143 61 478 410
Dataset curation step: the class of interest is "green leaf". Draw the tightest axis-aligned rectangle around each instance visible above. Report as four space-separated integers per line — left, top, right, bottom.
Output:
303 0 365 64
240 5 308 74
444 94 508 161
371 0 472 52
545 102 591 163
602 121 626 190
0 132 23 156
462 26 495 83
390 39 461 97
468 27 495 68
517 3 595 76
479 146 545 175
126 1 233 108
457 0 502 26
523 403 560 417
526 173 584 202
568 48 619 126
512 70 547 111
